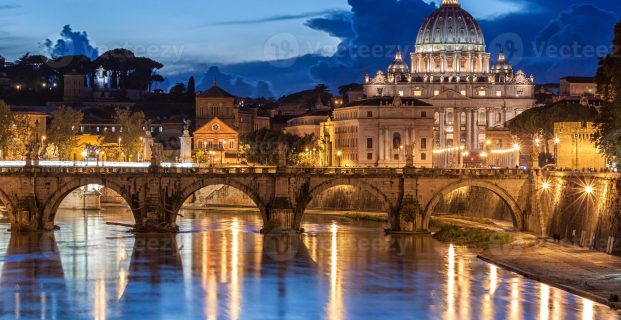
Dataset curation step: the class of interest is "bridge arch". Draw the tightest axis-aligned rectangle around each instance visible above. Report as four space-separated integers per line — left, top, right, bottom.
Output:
172 177 268 225
295 177 397 229
0 187 17 220
42 178 134 228
422 179 523 230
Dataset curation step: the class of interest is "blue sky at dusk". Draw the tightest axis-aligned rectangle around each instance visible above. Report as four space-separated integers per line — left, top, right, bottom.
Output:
1 0 620 97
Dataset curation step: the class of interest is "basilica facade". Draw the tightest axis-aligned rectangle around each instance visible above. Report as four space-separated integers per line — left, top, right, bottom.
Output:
362 0 536 161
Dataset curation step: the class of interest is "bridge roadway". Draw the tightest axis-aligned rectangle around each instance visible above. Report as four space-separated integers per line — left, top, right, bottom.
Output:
0 165 544 233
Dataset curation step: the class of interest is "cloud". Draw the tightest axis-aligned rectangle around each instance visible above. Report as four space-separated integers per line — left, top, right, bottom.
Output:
208 10 340 26
196 66 274 98
42 25 99 59
523 4 618 82
0 4 20 10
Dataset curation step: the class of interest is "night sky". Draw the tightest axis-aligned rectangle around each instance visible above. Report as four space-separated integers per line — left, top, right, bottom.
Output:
1 0 620 97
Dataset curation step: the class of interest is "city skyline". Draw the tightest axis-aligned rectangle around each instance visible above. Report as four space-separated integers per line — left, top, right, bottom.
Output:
1 0 620 96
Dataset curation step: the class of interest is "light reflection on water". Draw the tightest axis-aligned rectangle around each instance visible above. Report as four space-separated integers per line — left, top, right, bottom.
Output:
0 209 619 320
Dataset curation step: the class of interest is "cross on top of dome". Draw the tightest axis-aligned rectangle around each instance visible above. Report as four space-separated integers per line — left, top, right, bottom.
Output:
442 0 460 6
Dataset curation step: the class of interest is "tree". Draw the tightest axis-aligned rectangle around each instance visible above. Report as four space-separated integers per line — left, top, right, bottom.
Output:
240 128 317 166
186 76 196 100
0 100 14 159
508 101 599 166
169 83 186 96
47 106 84 160
104 108 147 161
594 22 621 163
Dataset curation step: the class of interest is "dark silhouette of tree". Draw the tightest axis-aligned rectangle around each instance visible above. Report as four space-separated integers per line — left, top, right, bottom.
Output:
169 83 186 96
240 128 316 166
594 22 621 163
186 76 196 100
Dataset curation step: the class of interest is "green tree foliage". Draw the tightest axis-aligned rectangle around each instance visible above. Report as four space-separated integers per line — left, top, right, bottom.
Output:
594 22 621 162
240 128 317 166
47 106 84 160
104 108 147 161
507 101 598 137
0 100 14 159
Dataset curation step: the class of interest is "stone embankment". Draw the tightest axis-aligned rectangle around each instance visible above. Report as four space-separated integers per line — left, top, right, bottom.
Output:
479 243 621 310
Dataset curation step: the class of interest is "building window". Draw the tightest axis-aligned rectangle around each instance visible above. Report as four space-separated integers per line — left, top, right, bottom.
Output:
367 138 373 149
393 133 401 149
421 111 427 118
112 127 116 133
197 140 203 148
421 138 427 150
414 90 422 97
377 88 384 96
421 153 427 161
96 127 100 132
496 90 502 97
460 90 467 96
159 127 163 132
478 90 486 96
398 90 404 97
367 153 373 160
434 90 440 96
229 140 234 149
394 154 399 160
367 111 373 118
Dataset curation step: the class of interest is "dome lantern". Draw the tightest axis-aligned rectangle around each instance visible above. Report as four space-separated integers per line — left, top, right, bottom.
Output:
442 0 460 6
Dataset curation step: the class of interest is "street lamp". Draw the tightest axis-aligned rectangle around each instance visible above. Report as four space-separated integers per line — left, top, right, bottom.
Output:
336 150 342 167
399 145 404 167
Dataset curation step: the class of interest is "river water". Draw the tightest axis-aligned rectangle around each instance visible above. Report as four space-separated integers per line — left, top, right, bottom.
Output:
0 208 619 320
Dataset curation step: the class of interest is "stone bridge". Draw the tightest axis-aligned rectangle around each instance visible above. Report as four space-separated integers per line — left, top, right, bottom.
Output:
0 166 543 234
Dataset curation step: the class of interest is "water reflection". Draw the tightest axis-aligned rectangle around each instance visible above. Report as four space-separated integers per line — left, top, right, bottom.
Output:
0 210 619 319
0 232 68 319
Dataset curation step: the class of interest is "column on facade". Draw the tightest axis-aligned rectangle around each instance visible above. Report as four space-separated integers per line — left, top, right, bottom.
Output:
501 107 507 127
440 53 446 73
439 110 446 147
385 128 391 162
464 108 472 150
378 128 384 162
486 108 493 128
473 108 480 150
455 52 461 73
454 108 461 147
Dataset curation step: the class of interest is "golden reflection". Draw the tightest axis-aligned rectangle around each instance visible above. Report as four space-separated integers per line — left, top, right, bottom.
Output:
116 238 128 300
327 222 343 320
582 298 594 320
509 277 522 320
539 283 550 320
481 264 497 319
93 277 107 320
230 218 241 320
201 232 218 320
458 255 471 319
446 244 455 320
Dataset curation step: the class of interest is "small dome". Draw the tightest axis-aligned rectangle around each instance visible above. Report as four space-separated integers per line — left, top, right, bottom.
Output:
388 50 409 74
492 52 513 73
415 0 485 53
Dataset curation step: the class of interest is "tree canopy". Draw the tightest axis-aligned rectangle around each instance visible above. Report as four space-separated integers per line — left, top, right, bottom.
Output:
47 106 84 160
240 128 316 166
594 22 621 162
104 108 147 161
507 101 598 137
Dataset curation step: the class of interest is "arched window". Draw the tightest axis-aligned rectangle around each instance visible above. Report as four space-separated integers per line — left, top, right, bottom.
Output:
393 132 401 150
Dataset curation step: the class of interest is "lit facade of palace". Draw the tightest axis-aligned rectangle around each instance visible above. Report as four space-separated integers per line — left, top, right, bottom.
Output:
363 0 536 165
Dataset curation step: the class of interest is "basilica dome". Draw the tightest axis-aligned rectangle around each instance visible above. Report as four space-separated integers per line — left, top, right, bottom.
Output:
415 0 485 54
